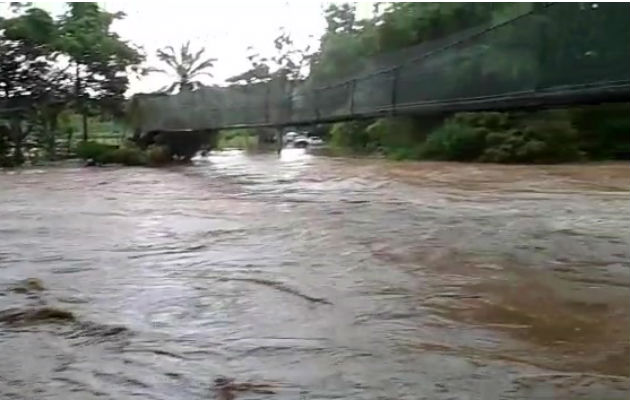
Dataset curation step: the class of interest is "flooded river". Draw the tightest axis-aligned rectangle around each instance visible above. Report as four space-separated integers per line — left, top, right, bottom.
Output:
1 150 628 399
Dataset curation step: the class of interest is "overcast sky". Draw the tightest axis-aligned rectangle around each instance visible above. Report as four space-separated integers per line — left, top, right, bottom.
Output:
109 0 331 94
2 1 375 94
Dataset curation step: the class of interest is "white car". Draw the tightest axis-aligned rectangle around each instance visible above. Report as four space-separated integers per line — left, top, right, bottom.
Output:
308 136 324 146
283 131 298 144
293 135 309 148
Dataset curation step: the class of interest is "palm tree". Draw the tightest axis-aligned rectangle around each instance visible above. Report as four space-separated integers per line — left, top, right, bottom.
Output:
155 41 217 93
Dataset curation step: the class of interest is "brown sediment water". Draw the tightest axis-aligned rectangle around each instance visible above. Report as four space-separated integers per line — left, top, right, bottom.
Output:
0 150 628 399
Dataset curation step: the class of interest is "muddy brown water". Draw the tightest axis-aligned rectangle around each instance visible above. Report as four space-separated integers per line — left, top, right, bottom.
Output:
1 150 628 399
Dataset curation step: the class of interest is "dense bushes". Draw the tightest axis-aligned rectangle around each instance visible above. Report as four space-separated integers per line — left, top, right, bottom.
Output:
328 104 629 163
0 126 12 167
102 146 147 166
421 111 581 163
217 129 258 150
421 115 489 161
75 141 172 166
482 112 580 163
75 141 118 164
330 121 373 153
364 118 423 160
571 104 630 160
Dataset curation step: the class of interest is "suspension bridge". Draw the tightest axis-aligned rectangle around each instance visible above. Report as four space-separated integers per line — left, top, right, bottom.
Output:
131 3 630 135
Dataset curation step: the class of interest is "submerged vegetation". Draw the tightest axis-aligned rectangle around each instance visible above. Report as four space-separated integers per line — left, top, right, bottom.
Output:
75 141 173 167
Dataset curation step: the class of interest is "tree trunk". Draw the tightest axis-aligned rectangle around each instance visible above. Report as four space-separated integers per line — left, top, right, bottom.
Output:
12 138 24 165
66 129 74 156
10 119 24 166
75 62 88 142
48 112 59 160
82 111 88 142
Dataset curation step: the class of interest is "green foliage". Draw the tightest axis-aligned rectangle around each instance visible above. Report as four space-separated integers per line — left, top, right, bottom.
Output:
310 2 628 164
75 141 115 162
512 112 580 163
570 104 630 160
375 3 501 51
0 124 13 167
217 129 258 150
0 3 142 165
57 3 143 137
57 3 143 81
309 3 511 84
2 7 57 46
366 117 422 148
327 108 625 164
75 141 148 166
421 111 581 163
310 33 371 83
330 121 374 152
385 146 424 161
155 41 216 93
324 3 357 35
103 146 147 166
364 117 427 160
422 119 487 161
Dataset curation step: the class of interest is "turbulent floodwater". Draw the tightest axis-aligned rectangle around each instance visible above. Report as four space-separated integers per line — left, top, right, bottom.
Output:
0 150 628 400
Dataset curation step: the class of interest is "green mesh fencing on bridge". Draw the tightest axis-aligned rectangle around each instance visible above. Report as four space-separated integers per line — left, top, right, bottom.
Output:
133 3 630 132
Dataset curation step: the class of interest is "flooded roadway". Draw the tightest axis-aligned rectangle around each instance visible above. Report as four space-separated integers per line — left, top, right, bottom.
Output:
0 150 628 399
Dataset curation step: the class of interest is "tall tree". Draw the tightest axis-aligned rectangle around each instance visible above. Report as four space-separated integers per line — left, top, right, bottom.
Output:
226 47 271 84
155 41 217 93
227 30 314 85
0 6 72 164
324 3 357 34
57 2 142 141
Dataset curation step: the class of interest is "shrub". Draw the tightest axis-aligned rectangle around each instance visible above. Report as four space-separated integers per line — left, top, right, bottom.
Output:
452 112 511 131
421 120 487 161
0 126 12 167
366 118 416 148
75 141 116 163
102 146 147 166
515 112 581 162
422 111 581 163
570 103 630 159
330 121 372 152
217 131 258 150
385 146 424 161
